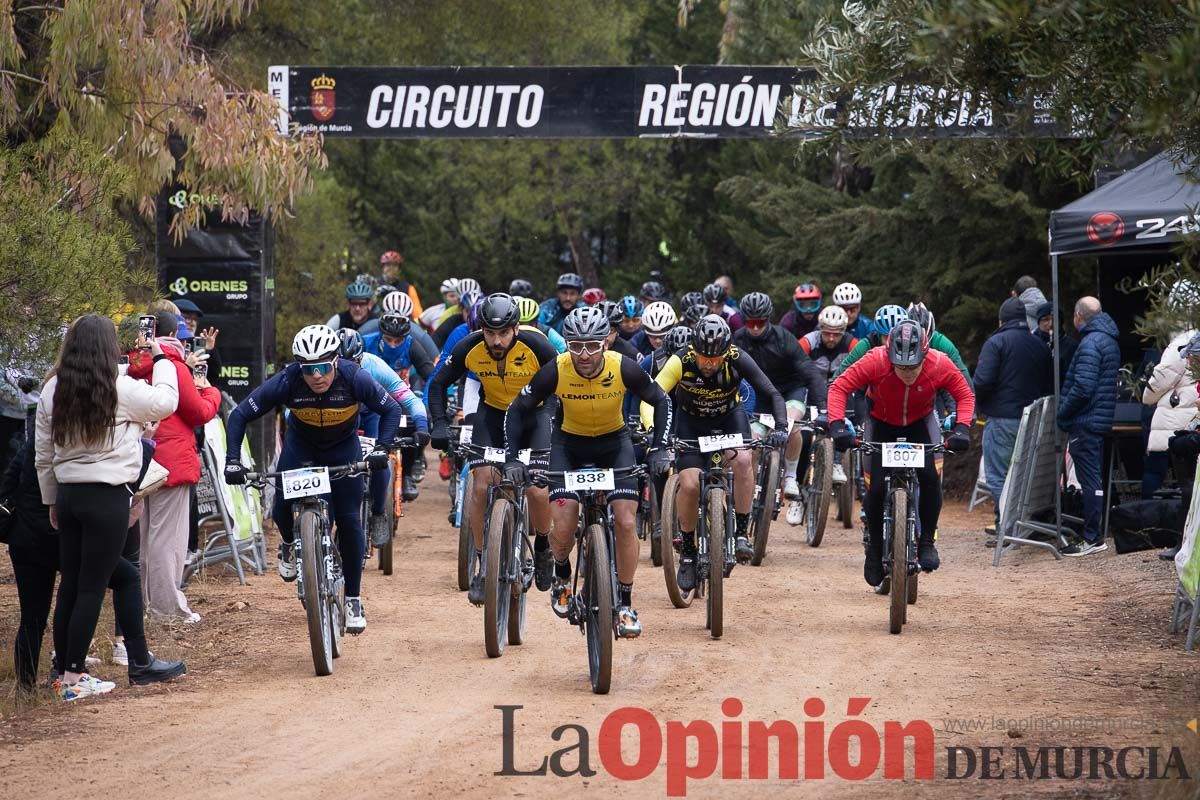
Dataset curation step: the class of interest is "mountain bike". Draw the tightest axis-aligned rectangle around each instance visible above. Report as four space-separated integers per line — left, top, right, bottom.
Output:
797 420 833 547
247 461 369 676
628 426 662 567
747 421 785 566
856 440 947 634
531 464 646 694
445 422 474 591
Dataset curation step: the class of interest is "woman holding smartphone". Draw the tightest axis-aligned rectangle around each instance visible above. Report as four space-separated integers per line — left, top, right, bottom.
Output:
35 314 185 700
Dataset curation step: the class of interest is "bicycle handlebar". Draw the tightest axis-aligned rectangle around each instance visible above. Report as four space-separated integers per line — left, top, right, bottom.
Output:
527 464 647 488
855 441 949 456
245 460 371 489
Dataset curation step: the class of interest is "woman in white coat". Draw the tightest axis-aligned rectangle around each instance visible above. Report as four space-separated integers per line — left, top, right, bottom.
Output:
1143 330 1200 501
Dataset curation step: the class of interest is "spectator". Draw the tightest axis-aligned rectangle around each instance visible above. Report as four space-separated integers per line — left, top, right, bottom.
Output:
127 310 221 621
174 298 203 336
714 275 738 309
1012 275 1048 333
973 297 1052 528
1143 332 1200 556
35 314 184 699
1057 296 1120 556
1034 301 1078 383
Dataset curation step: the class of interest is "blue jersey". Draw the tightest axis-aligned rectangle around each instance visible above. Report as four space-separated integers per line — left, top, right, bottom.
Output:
359 352 428 430
848 315 874 340
227 359 402 452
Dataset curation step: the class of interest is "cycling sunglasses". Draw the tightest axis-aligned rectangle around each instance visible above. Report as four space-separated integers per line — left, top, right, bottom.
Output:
300 360 335 377
695 352 727 369
795 300 821 313
744 318 769 331
567 340 605 356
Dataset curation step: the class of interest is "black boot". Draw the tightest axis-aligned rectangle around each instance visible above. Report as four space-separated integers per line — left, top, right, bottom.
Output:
129 656 187 686
917 538 940 571
864 541 883 587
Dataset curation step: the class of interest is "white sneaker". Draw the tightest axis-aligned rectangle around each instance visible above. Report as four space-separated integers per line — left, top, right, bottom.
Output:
277 541 298 582
84 654 101 667
111 642 128 666
346 597 366 634
59 673 116 701
786 501 803 526
783 475 801 499
183 612 202 624
831 463 847 485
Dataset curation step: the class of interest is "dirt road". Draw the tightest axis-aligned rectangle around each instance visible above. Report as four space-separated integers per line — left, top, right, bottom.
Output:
2 470 1199 799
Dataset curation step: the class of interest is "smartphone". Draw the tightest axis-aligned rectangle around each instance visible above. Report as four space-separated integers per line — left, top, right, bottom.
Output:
137 315 157 348
193 363 208 379
184 338 195 355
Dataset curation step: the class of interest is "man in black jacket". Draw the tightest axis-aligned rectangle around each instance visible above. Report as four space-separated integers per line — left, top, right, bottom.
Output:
974 297 1052 526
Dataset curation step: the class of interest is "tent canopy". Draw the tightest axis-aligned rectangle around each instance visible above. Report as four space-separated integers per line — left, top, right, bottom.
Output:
1049 152 1200 257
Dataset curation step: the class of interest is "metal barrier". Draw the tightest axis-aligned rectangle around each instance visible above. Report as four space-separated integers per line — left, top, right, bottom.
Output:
967 452 991 512
992 396 1074 566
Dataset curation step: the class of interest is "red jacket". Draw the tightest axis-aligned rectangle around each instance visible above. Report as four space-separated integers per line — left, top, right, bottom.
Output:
128 345 221 486
828 346 975 428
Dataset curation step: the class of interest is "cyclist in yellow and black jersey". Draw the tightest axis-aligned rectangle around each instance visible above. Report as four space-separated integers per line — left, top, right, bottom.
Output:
505 306 672 639
641 315 789 584
427 294 558 605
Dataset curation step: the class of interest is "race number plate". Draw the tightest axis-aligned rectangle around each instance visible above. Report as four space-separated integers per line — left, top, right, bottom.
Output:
397 415 408 429
459 425 473 443
758 414 793 431
281 467 331 499
810 406 819 421
882 443 925 468
518 448 532 465
358 436 376 457
484 447 506 463
699 433 744 452
564 469 615 491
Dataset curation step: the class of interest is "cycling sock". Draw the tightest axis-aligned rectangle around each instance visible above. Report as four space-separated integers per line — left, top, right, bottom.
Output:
735 513 750 536
618 582 632 607
784 457 800 479
533 532 549 551
678 531 696 554
554 557 571 579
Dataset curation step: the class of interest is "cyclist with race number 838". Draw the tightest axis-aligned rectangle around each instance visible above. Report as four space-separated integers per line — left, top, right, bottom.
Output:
822 320 973 588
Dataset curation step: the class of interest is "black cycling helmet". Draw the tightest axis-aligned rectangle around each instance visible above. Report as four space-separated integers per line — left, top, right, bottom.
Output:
479 292 521 329
336 328 365 362
556 273 584 292
702 282 727 304
596 299 623 326
345 281 373 301
640 280 667 301
562 306 611 341
692 314 732 357
887 319 927 367
679 291 704 310
683 303 708 326
739 291 773 320
664 325 692 353
906 302 936 344
509 278 534 297
379 312 411 339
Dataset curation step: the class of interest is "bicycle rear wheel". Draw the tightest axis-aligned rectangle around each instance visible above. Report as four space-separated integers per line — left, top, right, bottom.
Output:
658 473 693 609
751 450 780 566
888 490 908 635
457 470 475 591
583 524 613 694
806 438 833 547
707 488 726 640
484 498 514 658
299 509 334 676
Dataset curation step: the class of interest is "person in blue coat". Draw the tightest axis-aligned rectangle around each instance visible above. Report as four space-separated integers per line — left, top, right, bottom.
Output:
1056 297 1120 556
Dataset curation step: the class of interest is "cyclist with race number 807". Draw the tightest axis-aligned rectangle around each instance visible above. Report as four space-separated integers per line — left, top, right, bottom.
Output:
223 325 404 634
822 320 974 588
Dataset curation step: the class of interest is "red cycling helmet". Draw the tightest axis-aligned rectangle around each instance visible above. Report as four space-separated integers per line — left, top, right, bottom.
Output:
582 287 606 305
380 250 403 265
793 283 821 314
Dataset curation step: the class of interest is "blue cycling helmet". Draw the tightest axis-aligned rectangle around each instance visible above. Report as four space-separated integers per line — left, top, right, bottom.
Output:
621 295 644 319
345 281 374 301
336 328 365 361
873 304 908 336
467 295 487 331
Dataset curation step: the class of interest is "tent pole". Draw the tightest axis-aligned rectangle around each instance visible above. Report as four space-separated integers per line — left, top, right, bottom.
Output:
1052 254 1063 539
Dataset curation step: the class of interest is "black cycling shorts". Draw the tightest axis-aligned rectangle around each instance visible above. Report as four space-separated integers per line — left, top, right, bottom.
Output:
548 427 638 503
469 403 551 470
674 408 752 472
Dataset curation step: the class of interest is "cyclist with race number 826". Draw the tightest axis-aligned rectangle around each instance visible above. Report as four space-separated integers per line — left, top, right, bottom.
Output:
822 320 974 588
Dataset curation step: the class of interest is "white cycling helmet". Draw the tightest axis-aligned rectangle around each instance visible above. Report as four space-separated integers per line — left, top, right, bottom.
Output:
292 324 340 362
831 282 862 306
382 290 414 316
818 305 849 332
641 301 678 334
457 278 481 296
440 277 460 296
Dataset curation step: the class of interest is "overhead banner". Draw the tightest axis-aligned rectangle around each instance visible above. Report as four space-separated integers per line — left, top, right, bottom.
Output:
267 65 1065 140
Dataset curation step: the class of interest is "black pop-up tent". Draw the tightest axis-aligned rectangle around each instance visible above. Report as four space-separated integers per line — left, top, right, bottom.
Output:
1044 151 1199 537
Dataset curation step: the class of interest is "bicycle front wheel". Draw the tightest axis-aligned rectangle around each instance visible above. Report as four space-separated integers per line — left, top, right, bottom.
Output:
707 487 726 640
583 524 614 694
751 450 780 566
658 473 693 609
299 509 334 676
889 490 908 635
838 450 854 529
379 465 397 575
806 437 833 547
484 498 515 658
457 470 475 591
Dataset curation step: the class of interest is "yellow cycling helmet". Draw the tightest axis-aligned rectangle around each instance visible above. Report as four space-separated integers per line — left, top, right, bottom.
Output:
515 295 540 324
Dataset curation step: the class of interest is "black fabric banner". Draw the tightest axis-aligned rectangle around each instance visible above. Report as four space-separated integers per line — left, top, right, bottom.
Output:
268 65 1064 140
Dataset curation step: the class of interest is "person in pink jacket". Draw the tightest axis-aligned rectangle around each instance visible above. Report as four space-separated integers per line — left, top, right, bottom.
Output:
127 310 220 621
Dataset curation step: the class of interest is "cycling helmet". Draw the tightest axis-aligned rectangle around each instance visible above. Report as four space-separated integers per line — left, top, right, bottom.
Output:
683 303 709 326
831 282 862 306
380 250 402 265
376 284 399 300
642 301 677 334
620 295 644 319
458 290 482 315
509 278 534 297
739 291 773 320
887 320 927 367
457 278 481 296
467 296 486 331
556 273 584 292
582 287 606 305
337 328 365 362
692 314 732 357
440 278 461 296
515 296 540 324
679 291 704 310
293 325 340 362
906 302 936 342
596 300 623 326
702 282 727 305
562 306 611 341
818 305 849 332
664 325 692 353
382 290 414 316
793 283 821 313
479 293 521 329
379 312 411 339
640 280 667 301
873 304 908 336
345 281 374 301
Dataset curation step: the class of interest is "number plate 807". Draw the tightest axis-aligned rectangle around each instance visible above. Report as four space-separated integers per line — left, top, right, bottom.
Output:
882 443 925 469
